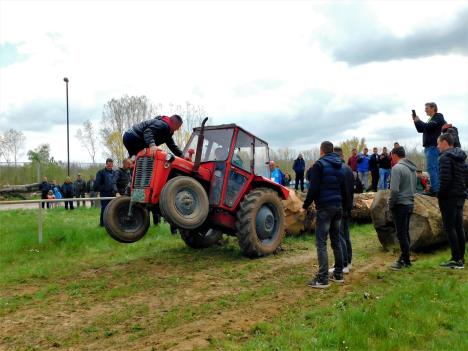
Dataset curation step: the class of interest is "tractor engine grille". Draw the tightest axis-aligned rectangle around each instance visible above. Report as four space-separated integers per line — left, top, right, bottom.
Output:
133 156 154 189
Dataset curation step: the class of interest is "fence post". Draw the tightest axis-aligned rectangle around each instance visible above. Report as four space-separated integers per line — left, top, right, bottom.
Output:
38 202 43 243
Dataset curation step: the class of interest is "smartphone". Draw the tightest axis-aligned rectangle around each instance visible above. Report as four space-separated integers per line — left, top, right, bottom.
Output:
412 109 416 117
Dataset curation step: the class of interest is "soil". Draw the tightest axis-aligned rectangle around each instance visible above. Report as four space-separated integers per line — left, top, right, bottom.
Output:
0 239 395 351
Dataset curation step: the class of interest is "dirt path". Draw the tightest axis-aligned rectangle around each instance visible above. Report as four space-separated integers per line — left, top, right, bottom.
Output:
0 238 394 351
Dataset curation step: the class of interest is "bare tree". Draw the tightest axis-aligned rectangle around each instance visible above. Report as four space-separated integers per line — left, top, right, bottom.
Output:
0 129 26 165
76 120 98 163
101 95 156 160
169 102 208 148
339 137 367 160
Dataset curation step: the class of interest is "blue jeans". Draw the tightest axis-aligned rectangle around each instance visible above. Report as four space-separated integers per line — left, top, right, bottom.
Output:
425 146 440 192
378 168 390 190
315 207 343 282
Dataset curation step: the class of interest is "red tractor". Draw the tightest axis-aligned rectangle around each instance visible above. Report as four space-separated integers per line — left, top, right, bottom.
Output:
103 118 289 257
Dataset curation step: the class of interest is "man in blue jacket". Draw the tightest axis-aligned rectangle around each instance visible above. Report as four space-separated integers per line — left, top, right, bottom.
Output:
123 115 184 157
357 147 370 192
413 102 446 195
94 158 117 226
292 154 306 192
302 141 347 289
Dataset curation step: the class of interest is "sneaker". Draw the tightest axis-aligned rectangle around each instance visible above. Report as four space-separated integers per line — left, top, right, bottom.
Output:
329 273 344 284
307 278 330 289
390 261 411 270
440 260 464 269
329 266 350 274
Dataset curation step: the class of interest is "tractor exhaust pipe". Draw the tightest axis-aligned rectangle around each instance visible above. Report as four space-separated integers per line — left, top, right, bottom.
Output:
193 117 208 173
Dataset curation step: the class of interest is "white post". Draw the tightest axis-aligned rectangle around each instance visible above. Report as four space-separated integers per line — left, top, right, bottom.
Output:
38 202 43 243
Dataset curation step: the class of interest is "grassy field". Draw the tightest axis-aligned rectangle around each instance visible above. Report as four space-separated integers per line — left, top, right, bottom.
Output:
0 207 466 350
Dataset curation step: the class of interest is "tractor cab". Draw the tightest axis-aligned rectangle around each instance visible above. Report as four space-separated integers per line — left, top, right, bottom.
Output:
184 124 273 209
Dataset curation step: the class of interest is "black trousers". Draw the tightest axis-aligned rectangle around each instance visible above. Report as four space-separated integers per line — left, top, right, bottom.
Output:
100 199 111 226
370 169 379 192
439 197 466 262
391 204 413 264
123 132 146 157
295 172 304 191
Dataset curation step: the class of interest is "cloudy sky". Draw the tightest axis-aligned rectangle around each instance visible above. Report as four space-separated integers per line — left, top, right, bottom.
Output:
0 0 467 163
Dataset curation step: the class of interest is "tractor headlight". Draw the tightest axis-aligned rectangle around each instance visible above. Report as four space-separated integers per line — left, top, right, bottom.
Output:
165 153 175 162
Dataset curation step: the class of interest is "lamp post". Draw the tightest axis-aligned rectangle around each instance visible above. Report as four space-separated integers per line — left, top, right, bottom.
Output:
63 77 70 176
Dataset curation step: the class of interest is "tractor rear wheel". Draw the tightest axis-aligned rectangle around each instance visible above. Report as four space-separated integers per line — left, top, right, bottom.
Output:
160 176 209 230
236 188 285 258
103 196 150 243
180 227 223 249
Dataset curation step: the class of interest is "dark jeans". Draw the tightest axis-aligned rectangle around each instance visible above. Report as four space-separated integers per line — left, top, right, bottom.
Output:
295 172 304 191
339 214 352 266
123 131 146 157
100 199 111 226
75 193 86 207
41 194 50 209
439 197 466 262
315 207 343 282
391 204 413 264
64 201 74 210
370 169 379 192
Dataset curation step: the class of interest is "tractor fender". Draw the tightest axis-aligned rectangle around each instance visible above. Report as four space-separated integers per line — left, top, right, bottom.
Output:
251 176 290 200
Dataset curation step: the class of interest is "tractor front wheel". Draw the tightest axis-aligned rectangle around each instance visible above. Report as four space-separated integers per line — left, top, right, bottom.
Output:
236 188 285 258
180 226 223 249
159 176 209 230
103 196 150 243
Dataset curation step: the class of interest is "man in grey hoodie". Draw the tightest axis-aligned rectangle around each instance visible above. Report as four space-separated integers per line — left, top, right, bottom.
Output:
389 146 417 270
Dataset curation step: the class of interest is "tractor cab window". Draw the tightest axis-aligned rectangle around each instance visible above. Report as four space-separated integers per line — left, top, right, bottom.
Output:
184 128 234 162
232 130 253 173
254 139 270 178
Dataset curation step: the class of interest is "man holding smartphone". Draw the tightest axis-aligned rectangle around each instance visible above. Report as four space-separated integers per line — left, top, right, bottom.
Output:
413 102 446 195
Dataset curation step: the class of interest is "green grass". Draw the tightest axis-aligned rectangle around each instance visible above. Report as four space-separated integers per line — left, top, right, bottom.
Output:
0 208 466 351
0 207 186 286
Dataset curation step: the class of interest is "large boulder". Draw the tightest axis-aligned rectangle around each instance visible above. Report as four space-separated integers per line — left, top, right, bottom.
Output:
371 190 468 250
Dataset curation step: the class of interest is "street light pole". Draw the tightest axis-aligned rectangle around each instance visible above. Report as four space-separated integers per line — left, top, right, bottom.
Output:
63 77 70 176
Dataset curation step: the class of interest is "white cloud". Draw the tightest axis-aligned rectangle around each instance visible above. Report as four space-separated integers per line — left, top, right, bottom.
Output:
0 0 467 162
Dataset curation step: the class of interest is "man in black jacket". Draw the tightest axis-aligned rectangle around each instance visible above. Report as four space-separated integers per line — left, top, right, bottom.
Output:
74 174 87 208
123 115 183 157
413 102 446 194
301 141 347 289
39 176 51 209
115 158 132 195
94 158 116 226
292 154 306 192
369 147 380 192
437 133 466 269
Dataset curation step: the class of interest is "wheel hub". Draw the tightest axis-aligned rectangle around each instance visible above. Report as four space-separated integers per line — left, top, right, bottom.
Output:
175 189 197 216
256 205 277 240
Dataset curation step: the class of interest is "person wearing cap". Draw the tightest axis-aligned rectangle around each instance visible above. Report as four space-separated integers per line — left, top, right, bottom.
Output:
293 154 306 192
123 115 184 157
94 158 117 227
74 173 87 207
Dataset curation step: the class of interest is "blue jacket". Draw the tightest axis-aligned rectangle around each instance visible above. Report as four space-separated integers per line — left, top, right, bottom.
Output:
357 153 370 172
61 183 75 198
94 168 117 196
292 158 305 174
271 167 284 185
302 152 346 210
